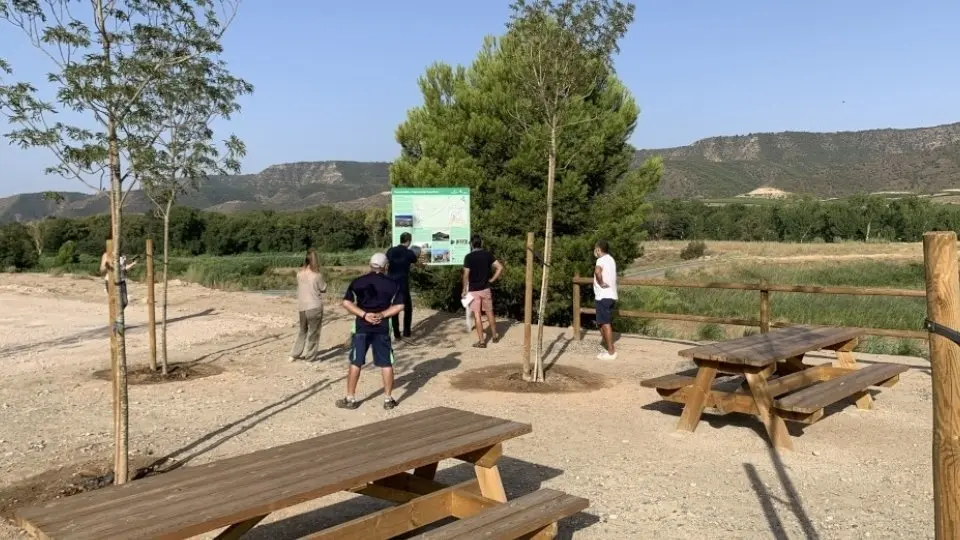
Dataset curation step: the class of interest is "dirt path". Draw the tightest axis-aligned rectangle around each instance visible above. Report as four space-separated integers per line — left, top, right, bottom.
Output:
0 273 935 538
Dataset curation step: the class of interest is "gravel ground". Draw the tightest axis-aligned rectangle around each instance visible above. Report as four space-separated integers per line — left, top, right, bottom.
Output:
0 273 935 539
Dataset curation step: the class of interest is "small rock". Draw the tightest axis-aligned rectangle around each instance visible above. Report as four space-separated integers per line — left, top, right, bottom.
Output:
608 514 618 520
812 450 821 456
176 389 184 394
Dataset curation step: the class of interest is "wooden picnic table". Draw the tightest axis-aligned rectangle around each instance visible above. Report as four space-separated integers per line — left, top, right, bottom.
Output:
16 407 587 540
641 326 909 450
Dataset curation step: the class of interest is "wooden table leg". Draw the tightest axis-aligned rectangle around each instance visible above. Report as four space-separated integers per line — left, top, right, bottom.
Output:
214 514 268 539
745 370 793 451
832 338 873 409
834 338 859 368
676 362 718 433
461 444 508 503
414 462 439 480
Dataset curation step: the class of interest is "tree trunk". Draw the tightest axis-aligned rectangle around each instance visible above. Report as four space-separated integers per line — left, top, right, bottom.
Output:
161 199 172 376
533 125 558 383
107 120 129 485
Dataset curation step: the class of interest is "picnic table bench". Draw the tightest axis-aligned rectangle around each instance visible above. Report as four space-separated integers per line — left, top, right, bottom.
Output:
16 407 587 540
641 326 909 450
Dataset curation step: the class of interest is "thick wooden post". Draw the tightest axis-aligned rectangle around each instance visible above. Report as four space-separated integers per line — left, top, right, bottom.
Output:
146 239 157 372
522 233 534 379
759 279 770 334
923 231 960 539
573 273 581 341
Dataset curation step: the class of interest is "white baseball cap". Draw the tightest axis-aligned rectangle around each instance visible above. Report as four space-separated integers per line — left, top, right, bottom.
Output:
370 252 388 269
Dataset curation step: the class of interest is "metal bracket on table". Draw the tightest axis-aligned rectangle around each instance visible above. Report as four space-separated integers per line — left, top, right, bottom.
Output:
924 319 960 346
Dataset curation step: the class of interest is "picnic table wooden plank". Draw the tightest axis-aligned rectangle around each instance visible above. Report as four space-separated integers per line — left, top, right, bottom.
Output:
678 326 863 367
16 407 531 540
411 488 589 539
775 363 910 414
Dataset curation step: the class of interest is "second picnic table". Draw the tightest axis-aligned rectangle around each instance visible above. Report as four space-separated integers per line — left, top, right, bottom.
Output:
641 326 909 450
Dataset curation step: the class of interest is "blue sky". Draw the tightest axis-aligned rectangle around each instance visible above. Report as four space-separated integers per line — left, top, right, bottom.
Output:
1 0 958 197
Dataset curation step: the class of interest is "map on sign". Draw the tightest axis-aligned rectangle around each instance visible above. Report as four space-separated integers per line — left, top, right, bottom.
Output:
392 187 471 266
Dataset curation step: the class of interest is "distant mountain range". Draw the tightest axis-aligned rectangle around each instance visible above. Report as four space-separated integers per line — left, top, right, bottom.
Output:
3 122 960 223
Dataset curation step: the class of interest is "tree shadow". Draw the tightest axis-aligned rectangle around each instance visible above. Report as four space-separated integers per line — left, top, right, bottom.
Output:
363 353 462 405
543 333 574 373
243 456 599 540
142 376 341 475
186 333 286 365
0 308 217 359
400 311 516 349
743 445 820 540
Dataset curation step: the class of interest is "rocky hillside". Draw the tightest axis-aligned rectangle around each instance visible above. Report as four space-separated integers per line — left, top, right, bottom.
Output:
639 122 960 198
4 122 960 223
0 161 390 223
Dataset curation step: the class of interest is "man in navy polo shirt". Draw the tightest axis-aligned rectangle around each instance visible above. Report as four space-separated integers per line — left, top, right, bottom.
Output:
337 252 406 410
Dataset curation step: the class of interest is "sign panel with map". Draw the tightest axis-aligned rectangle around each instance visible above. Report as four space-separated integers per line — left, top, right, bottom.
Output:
391 187 471 266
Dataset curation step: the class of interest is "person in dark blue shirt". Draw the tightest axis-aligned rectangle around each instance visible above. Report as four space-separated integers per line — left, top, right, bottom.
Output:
385 232 420 339
337 252 405 410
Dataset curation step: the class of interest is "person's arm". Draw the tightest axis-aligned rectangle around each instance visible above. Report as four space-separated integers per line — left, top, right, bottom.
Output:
125 259 138 271
462 268 470 297
99 253 111 275
489 260 504 284
342 299 382 324
411 250 424 269
381 287 405 319
315 272 327 295
595 262 609 288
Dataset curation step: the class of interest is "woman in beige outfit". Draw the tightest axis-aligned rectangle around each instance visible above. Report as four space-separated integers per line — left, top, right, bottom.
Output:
290 249 327 361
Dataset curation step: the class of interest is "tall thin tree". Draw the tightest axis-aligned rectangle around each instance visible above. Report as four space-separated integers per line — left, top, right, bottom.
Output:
135 59 251 376
505 0 635 381
0 0 243 484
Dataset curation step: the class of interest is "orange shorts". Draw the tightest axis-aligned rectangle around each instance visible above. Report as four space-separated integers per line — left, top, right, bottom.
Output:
469 288 493 314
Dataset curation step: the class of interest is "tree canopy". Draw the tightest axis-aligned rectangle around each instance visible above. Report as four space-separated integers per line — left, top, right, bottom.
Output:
391 12 659 324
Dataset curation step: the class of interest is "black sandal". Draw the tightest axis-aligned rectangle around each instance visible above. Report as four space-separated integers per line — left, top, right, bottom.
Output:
473 342 487 348
492 335 501 344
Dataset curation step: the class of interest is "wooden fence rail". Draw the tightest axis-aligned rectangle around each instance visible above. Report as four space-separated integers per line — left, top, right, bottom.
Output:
571 275 928 341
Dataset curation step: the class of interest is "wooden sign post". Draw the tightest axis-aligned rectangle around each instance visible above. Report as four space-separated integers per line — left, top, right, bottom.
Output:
146 239 157 372
522 232 534 380
922 231 960 539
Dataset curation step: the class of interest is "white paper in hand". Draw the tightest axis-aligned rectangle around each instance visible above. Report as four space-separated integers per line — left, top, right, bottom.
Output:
462 294 475 331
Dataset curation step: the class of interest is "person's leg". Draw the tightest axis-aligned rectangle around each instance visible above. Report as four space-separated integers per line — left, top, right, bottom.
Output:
120 281 128 310
402 287 413 337
390 311 401 339
601 324 615 354
290 310 308 359
484 289 499 342
471 301 485 346
338 333 368 409
372 334 396 408
303 307 323 359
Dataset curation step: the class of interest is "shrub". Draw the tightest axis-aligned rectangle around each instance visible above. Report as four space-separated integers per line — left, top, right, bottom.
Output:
55 240 80 266
680 240 706 260
0 223 38 271
697 323 725 341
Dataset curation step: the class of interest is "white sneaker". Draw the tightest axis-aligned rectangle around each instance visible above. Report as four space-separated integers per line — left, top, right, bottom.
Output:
289 356 299 362
598 351 618 361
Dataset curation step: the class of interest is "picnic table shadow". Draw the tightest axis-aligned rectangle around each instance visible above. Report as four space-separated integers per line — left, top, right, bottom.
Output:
243 456 600 540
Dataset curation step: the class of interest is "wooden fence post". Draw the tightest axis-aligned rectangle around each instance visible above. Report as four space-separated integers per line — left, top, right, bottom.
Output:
573 273 581 341
522 232 534 380
146 239 157 372
923 231 960 539
759 279 770 334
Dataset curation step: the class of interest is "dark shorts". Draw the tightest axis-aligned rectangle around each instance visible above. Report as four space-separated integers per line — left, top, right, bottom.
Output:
595 299 616 326
349 332 394 368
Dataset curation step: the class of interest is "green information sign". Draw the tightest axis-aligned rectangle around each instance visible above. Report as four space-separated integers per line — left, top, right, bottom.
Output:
391 187 471 266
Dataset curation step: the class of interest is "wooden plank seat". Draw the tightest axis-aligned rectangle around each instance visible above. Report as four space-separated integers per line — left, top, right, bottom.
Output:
775 362 909 414
15 407 532 540
410 488 589 540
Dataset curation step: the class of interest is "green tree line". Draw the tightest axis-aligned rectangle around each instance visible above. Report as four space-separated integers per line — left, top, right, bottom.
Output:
645 195 960 243
0 204 391 271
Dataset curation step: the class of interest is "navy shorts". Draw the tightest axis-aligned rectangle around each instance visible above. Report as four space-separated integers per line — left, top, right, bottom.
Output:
349 332 394 368
595 299 616 325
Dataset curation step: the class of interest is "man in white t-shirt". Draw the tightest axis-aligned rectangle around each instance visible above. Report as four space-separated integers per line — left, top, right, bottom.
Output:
593 240 618 360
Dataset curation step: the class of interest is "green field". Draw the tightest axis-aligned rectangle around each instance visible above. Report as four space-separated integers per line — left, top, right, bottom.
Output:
618 259 928 356
40 250 376 292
